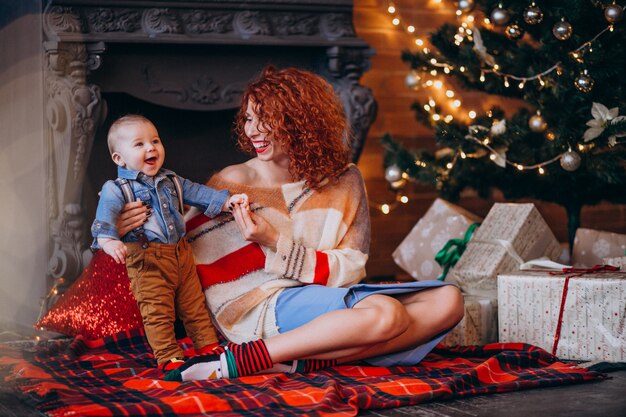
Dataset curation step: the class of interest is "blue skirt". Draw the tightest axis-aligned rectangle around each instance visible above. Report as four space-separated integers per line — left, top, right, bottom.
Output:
275 280 451 366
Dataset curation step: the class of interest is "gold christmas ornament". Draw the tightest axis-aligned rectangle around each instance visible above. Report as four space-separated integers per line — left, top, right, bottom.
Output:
574 70 594 93
490 5 511 26
545 130 556 141
529 113 548 133
560 151 581 171
523 3 544 25
604 3 624 23
553 19 573 40
505 24 525 40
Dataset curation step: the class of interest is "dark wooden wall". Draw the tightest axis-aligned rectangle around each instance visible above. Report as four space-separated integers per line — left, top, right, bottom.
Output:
353 0 626 279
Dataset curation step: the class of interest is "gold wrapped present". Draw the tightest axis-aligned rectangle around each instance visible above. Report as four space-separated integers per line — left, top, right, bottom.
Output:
449 203 561 297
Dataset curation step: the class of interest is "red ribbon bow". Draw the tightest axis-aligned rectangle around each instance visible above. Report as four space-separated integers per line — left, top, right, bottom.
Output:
548 264 620 356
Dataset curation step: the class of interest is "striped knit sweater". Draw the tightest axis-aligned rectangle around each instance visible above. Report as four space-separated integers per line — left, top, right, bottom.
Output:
185 164 371 343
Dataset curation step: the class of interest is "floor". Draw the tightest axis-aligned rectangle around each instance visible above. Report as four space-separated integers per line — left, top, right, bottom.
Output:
2 363 625 417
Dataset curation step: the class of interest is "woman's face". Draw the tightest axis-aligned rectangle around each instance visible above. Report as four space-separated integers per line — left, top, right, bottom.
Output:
244 99 287 161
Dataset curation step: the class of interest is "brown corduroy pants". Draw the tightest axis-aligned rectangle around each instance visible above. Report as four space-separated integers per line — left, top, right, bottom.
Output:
126 238 218 365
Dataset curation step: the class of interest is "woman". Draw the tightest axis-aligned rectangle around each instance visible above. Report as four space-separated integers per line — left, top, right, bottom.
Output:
118 67 464 381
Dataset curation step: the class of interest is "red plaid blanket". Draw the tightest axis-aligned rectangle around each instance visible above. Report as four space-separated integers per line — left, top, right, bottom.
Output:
1 329 603 417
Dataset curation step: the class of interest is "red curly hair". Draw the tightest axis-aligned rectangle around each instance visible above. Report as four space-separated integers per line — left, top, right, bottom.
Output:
234 66 351 189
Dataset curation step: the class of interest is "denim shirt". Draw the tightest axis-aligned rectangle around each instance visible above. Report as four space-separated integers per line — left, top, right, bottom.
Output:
91 167 229 248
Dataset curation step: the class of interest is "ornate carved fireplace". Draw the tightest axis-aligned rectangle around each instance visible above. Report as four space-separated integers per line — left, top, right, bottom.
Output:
43 0 377 287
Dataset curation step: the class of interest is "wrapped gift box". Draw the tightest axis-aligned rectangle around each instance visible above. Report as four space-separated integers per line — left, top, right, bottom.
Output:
449 203 561 297
573 228 626 266
393 198 481 283
603 256 626 269
498 271 626 362
441 294 498 347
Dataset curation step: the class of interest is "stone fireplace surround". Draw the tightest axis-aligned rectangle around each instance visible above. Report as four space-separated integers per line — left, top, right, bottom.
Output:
44 0 377 289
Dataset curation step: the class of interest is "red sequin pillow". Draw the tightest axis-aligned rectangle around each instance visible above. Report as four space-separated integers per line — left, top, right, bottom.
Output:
37 250 143 339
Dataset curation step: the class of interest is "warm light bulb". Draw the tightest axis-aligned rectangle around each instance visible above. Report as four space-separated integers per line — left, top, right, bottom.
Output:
453 99 461 107
400 195 409 203
428 99 436 107
460 152 467 159
459 66 466 72
432 114 441 121
392 18 400 25
444 67 451 74
517 164 524 171
504 77 510 87
468 110 477 119
408 25 415 33
388 6 396 13
480 72 485 82
518 81 525 89
446 162 453 169
434 80 443 89
381 204 390 214
430 69 438 76
538 167 545 174
424 104 431 111
489 154 496 160
415 38 424 46
446 90 454 97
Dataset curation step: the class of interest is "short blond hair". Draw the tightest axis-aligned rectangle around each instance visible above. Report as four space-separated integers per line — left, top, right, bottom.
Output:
107 114 154 155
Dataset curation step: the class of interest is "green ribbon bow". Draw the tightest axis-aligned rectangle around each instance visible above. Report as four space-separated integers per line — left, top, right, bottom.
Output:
434 222 480 281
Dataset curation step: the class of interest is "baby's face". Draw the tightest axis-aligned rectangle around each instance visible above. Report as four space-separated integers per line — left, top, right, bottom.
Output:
112 121 165 177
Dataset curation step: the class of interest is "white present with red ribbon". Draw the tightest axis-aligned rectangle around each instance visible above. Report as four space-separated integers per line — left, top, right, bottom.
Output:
449 203 562 297
441 294 498 347
498 266 626 362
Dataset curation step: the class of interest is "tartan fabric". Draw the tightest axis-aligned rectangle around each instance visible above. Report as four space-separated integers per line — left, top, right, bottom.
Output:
2 329 603 417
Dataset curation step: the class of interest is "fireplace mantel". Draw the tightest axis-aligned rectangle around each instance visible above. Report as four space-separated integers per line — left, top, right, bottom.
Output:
43 0 377 287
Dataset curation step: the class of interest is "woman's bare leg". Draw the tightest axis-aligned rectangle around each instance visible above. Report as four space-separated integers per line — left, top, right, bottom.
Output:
264 285 464 363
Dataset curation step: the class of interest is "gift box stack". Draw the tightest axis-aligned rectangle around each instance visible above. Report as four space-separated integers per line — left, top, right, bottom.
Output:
392 199 491 348
394 200 565 349
394 199 626 360
497 227 626 362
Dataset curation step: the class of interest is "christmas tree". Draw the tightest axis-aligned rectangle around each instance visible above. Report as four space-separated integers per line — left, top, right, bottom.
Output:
383 0 626 248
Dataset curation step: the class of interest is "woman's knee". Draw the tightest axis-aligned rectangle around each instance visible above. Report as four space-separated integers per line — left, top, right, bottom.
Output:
356 295 411 341
437 285 465 328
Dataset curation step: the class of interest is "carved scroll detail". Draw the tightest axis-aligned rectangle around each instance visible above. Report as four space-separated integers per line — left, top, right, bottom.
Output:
44 41 107 282
326 46 377 163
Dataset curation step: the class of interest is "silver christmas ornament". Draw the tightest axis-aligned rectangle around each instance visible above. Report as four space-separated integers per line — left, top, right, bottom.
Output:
560 151 581 171
523 4 544 25
385 164 403 183
604 3 624 23
574 70 594 93
553 19 572 40
490 5 510 26
404 70 422 90
528 113 548 133
505 24 525 40
456 0 475 13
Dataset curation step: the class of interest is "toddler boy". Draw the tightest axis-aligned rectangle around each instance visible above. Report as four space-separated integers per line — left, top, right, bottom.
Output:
91 114 247 371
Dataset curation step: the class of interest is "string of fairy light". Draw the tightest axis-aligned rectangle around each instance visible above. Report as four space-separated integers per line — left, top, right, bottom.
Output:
372 0 624 214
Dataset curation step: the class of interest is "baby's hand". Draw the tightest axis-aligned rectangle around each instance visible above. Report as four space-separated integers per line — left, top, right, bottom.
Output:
102 240 127 264
227 193 249 211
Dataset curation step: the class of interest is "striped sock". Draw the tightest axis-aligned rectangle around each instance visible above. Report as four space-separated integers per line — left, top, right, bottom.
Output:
226 340 273 376
164 340 273 381
302 358 337 372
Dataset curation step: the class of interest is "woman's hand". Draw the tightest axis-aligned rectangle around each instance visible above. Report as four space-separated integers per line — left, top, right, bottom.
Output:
117 200 150 237
231 204 279 250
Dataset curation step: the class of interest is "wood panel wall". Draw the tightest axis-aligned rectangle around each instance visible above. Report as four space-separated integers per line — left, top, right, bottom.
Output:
353 0 626 279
